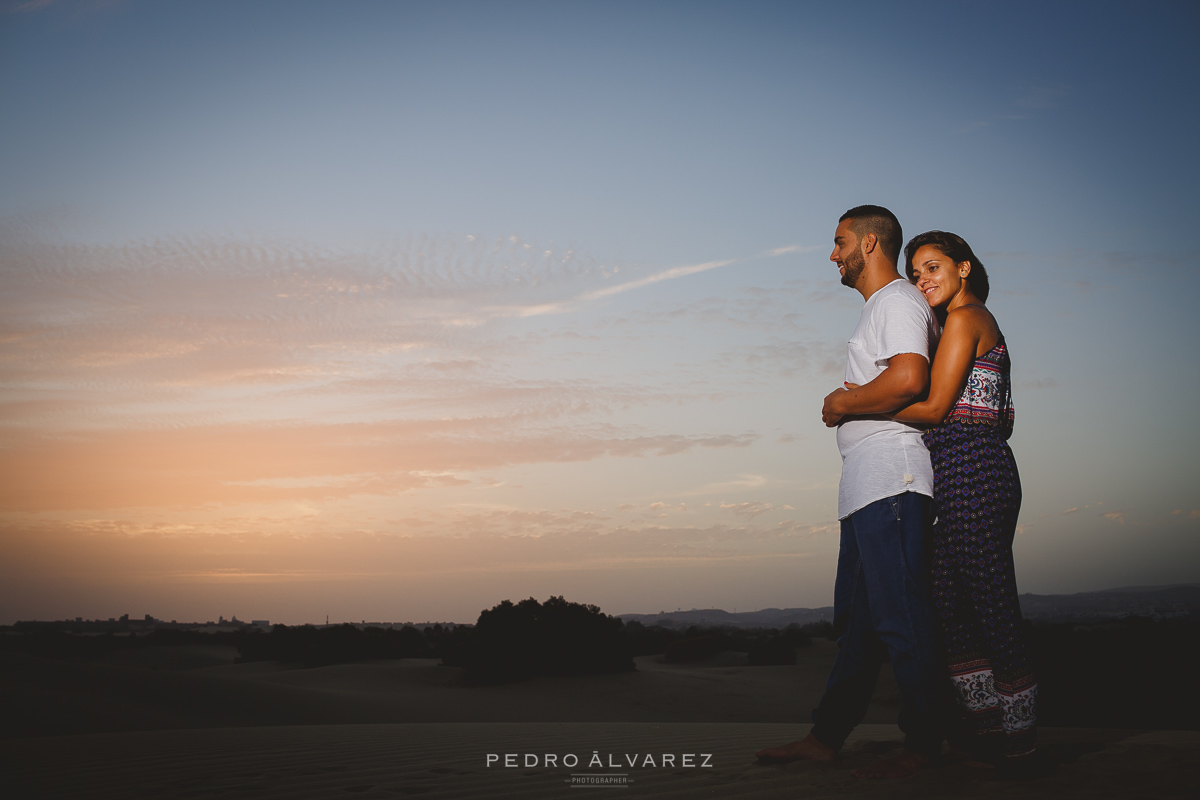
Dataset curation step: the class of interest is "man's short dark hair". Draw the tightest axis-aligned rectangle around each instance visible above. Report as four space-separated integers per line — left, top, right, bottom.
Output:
839 205 903 266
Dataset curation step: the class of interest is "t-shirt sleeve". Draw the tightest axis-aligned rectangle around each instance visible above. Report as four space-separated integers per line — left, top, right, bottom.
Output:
874 293 932 366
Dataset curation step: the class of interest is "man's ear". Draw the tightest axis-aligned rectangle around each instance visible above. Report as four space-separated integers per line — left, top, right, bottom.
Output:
861 232 877 255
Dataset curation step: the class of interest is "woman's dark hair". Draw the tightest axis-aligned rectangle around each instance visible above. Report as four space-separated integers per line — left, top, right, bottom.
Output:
903 230 990 302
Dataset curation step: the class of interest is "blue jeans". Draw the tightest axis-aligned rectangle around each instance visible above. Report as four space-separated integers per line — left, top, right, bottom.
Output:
810 492 945 757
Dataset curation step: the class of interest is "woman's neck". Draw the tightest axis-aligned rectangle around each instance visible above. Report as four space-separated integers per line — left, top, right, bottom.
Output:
945 288 983 314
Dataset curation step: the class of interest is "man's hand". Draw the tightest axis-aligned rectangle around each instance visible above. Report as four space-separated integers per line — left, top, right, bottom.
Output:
822 388 847 427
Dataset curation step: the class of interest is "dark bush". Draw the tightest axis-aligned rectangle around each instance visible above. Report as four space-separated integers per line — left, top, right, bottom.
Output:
747 636 797 665
426 622 474 662
444 596 634 685
623 622 818 663
235 623 433 667
0 630 125 659
664 634 731 663
0 627 251 659
621 620 677 656
799 620 835 641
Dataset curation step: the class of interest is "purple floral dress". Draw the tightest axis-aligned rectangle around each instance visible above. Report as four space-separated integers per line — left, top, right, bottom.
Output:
922 336 1037 758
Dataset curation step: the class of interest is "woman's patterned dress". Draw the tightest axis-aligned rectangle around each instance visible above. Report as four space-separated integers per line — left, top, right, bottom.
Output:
922 336 1037 758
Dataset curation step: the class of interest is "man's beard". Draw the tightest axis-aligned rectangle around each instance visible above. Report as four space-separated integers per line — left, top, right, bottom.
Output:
839 247 865 288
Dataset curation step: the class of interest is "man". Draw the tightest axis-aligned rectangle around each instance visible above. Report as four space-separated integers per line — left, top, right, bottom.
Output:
757 205 944 779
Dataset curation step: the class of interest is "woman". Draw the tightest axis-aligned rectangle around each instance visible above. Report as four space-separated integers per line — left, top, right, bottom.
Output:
862 231 1037 765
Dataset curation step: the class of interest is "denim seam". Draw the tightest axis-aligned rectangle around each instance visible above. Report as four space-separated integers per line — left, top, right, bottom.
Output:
842 523 862 648
893 499 921 672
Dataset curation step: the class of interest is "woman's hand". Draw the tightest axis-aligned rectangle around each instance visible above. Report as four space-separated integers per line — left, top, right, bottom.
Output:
821 388 847 427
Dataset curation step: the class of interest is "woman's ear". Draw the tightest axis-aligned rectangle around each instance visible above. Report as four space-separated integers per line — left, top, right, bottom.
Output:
958 260 971 279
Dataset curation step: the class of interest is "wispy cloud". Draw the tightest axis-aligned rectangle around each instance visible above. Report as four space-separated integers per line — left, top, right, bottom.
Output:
720 501 793 519
2 0 128 16
5 0 55 13
0 228 807 588
580 259 734 300
0 232 647 397
1016 83 1072 110
498 258 736 317
766 245 823 257
955 82 1072 134
0 517 834 586
686 474 771 495
0 415 758 511
1019 377 1059 391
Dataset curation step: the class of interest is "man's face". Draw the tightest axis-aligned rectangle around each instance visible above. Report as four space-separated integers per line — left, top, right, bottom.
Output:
830 219 865 289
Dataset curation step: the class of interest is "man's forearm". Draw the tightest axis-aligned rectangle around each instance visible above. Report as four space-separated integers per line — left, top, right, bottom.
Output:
832 354 928 416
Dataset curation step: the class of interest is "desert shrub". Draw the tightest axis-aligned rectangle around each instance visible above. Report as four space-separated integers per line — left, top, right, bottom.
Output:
426 622 474 661
798 620 835 641
235 623 433 667
747 636 798 665
0 630 125 659
621 620 677 656
623 622 816 663
664 634 731 663
0 628 242 659
444 596 634 685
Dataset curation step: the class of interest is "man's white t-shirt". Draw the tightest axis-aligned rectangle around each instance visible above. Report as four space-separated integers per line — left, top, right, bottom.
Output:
836 278 940 519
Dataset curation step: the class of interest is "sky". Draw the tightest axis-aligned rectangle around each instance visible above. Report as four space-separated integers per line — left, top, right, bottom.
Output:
1 0 1198 625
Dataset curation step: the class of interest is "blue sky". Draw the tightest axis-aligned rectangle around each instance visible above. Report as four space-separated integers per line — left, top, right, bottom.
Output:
1 0 1197 624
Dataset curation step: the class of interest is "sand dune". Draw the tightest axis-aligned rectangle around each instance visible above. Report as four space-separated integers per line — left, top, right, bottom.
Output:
1 641 902 737
8 723 1199 799
3 641 1197 798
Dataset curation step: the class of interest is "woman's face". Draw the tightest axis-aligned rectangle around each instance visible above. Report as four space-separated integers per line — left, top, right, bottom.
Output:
909 244 968 309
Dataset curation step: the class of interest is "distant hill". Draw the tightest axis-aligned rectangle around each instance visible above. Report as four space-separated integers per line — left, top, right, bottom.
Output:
620 584 1200 629
1017 583 1200 622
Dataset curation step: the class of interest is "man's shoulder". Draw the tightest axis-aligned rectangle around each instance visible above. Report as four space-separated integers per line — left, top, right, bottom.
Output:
869 280 933 319
874 278 927 304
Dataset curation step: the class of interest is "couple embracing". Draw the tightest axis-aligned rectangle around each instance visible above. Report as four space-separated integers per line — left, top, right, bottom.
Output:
758 205 1038 778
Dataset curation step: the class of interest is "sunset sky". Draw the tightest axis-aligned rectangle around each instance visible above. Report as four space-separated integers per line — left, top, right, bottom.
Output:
2 0 1198 625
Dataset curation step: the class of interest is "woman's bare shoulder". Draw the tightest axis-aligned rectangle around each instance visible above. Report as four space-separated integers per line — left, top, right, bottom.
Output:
944 304 1000 349
946 303 996 327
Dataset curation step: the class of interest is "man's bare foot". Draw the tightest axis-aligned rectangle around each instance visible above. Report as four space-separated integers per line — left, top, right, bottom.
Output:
755 733 836 763
851 749 931 779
